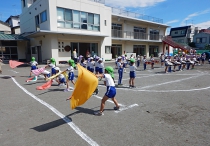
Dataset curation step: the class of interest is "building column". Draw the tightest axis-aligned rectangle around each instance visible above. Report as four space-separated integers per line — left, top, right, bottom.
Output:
146 44 149 58
163 42 165 54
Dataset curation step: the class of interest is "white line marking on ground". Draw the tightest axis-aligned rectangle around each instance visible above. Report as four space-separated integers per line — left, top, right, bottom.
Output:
115 104 139 113
138 74 204 90
94 95 139 113
9 70 19 73
1 75 99 146
137 86 210 92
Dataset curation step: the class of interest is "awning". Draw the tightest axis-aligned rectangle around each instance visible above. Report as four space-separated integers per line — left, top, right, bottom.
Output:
0 34 28 41
162 36 190 51
25 30 109 38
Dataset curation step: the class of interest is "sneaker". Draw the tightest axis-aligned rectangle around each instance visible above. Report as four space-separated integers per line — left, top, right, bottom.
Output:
114 106 120 110
64 88 71 92
94 111 104 116
95 88 99 95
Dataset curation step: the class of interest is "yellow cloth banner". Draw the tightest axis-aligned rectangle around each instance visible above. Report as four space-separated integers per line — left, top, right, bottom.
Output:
70 64 98 109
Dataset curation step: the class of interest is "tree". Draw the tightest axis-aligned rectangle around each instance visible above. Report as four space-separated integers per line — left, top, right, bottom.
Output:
205 44 210 50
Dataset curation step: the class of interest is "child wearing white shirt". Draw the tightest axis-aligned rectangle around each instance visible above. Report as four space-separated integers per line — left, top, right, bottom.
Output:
129 59 137 88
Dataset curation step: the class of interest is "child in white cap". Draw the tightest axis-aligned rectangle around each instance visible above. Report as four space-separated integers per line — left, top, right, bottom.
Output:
87 57 94 73
98 58 104 74
54 67 66 86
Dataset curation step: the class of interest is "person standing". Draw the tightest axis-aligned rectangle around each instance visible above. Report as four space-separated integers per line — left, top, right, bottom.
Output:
117 57 123 85
0 58 2 74
72 49 78 63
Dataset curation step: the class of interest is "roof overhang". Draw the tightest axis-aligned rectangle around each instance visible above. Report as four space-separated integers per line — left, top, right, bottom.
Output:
25 30 109 38
112 14 169 28
112 37 162 43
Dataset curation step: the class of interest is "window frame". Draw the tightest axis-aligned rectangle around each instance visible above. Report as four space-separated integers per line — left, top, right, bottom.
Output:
40 10 47 23
105 46 111 54
57 7 100 31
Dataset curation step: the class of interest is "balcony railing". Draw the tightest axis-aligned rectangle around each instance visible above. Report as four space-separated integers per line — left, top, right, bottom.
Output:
88 0 105 4
112 29 164 41
111 7 163 24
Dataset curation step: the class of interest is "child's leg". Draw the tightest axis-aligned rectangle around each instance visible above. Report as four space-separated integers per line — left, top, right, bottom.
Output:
129 78 131 86
71 80 75 85
165 66 168 73
173 65 176 71
144 63 146 70
66 80 70 89
99 96 109 112
111 97 120 109
132 78 134 86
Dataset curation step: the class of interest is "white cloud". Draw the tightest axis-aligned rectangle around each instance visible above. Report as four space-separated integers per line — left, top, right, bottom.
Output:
194 21 210 29
165 20 179 25
105 0 166 8
180 9 210 26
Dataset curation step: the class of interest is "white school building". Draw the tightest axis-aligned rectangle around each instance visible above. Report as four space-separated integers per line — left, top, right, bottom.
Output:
20 0 169 64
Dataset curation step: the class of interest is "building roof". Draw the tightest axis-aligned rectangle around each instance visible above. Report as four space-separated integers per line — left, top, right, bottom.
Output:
5 15 20 23
162 36 192 51
0 20 10 27
0 33 28 41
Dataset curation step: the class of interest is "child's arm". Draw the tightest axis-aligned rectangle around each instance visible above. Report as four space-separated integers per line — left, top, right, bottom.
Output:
96 74 104 78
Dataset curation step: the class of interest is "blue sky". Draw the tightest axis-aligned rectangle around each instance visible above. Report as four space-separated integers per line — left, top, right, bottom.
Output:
0 0 210 34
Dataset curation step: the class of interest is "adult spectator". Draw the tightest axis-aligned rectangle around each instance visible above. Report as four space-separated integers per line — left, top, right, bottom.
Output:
72 49 78 63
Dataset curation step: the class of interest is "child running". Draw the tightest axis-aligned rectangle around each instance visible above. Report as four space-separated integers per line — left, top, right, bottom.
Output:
64 59 75 92
94 66 120 116
29 57 38 77
129 59 137 88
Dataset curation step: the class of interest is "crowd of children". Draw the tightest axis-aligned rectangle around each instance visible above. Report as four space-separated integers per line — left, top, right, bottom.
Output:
23 52 208 116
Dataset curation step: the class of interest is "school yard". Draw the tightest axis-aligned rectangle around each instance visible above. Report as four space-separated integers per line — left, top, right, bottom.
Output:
0 62 210 146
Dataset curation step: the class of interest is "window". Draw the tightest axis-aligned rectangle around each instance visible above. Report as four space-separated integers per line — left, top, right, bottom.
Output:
196 37 207 43
35 15 40 31
174 31 178 34
88 13 94 24
134 27 146 39
81 12 87 29
150 29 159 40
105 46 111 54
181 30 185 34
57 7 100 31
40 10 47 23
65 9 72 21
57 8 64 20
73 10 80 23
22 0 26 7
202 38 206 43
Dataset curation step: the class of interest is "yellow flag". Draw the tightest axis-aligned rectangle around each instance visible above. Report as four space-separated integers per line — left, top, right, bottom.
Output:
70 64 98 109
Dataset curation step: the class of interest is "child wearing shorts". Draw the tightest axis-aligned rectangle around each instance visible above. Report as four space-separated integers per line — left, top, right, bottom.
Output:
29 57 38 77
129 59 137 88
87 57 94 73
54 67 66 86
94 66 120 116
64 60 75 92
